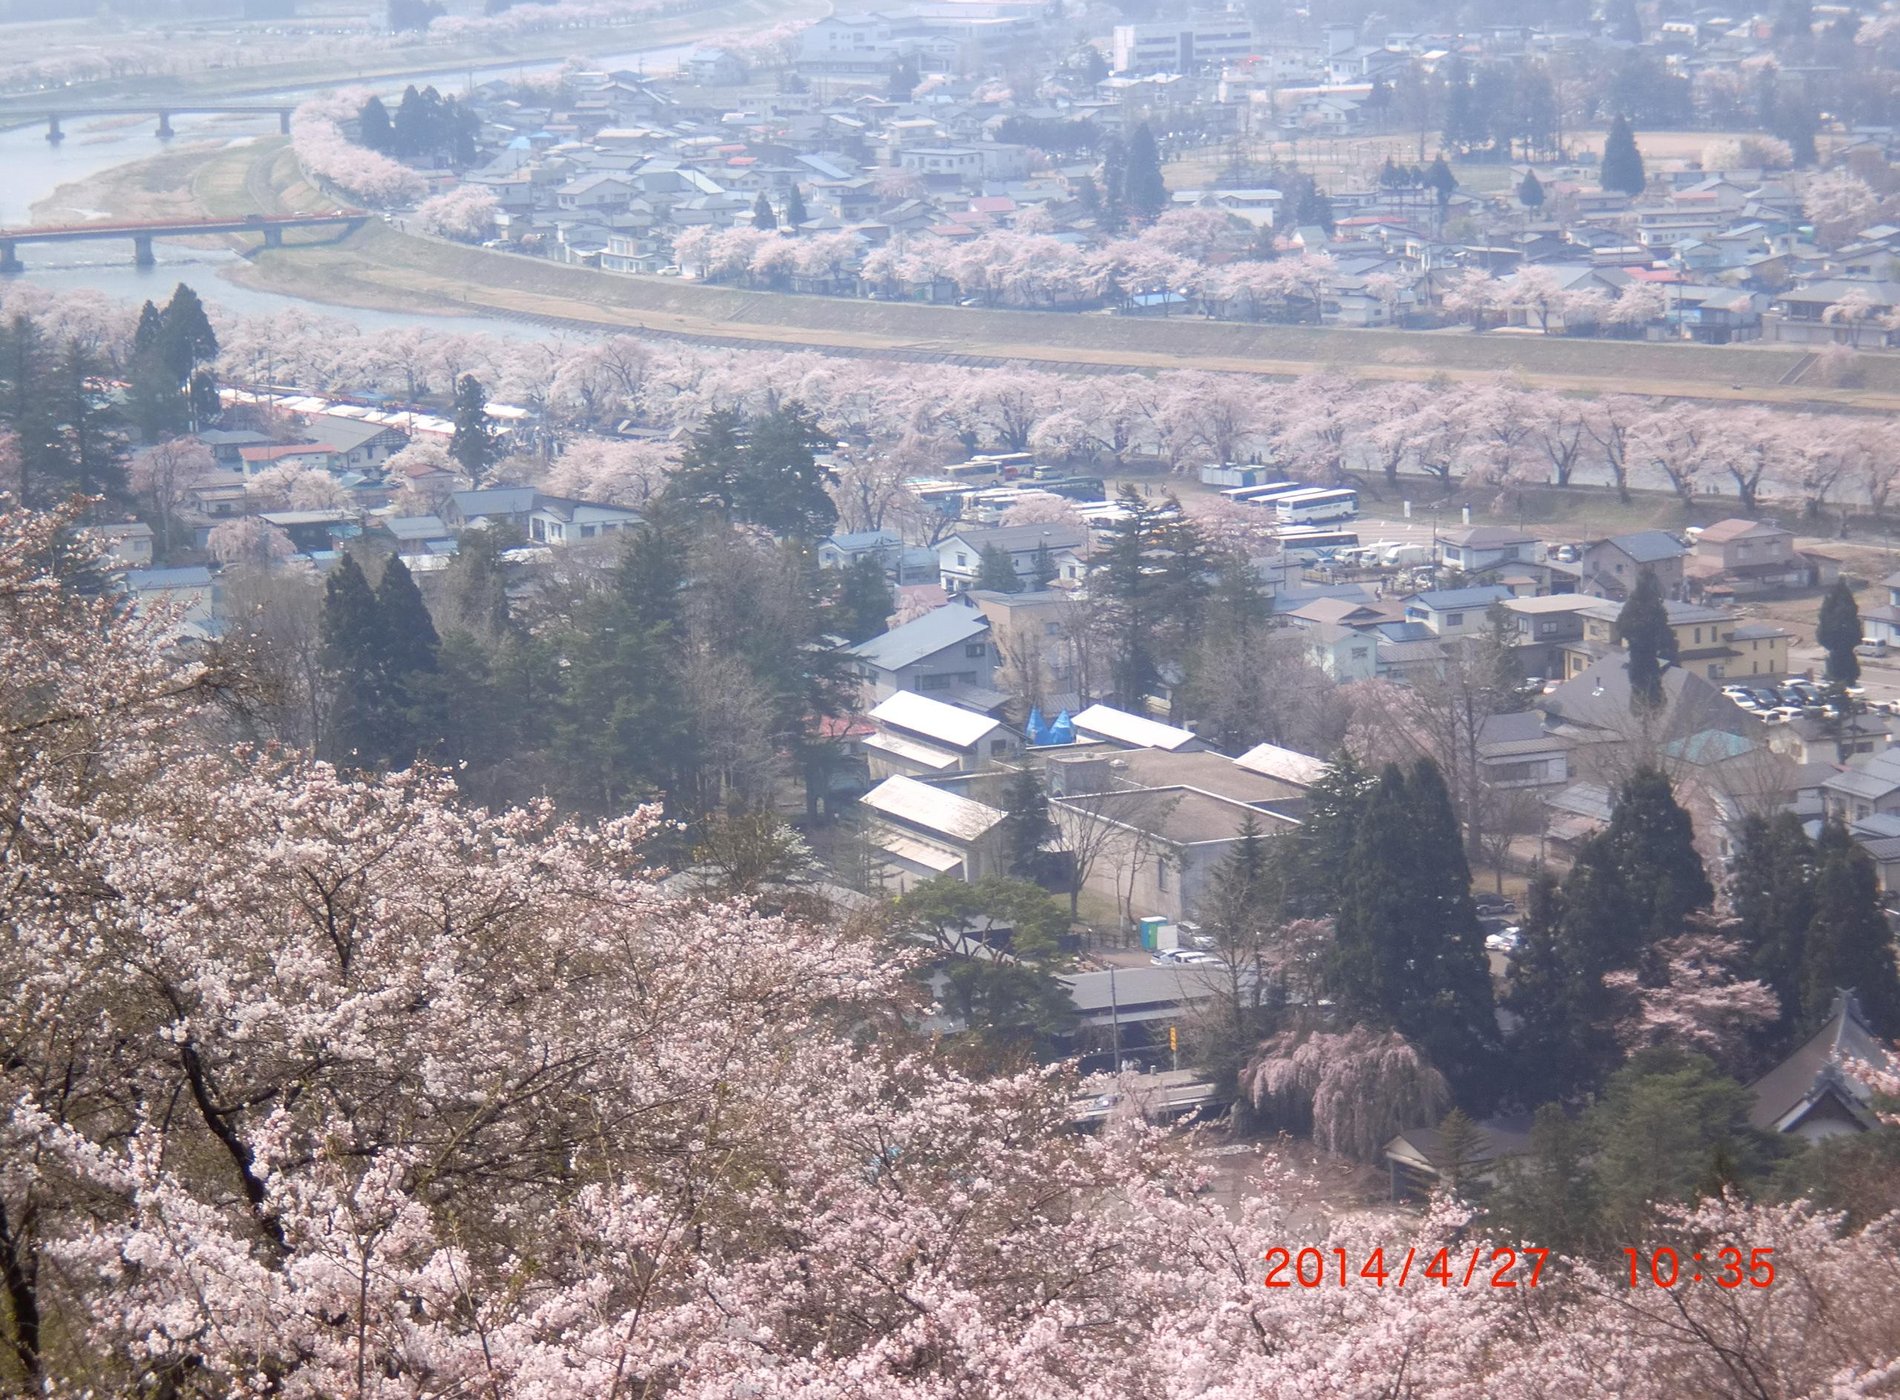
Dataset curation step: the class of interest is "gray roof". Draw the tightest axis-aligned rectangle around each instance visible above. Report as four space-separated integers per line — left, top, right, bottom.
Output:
124 566 213 589
848 605 989 672
1746 992 1889 1132
1409 585 1513 611
1601 530 1688 564
452 488 539 517
942 523 1088 556
1540 655 1742 737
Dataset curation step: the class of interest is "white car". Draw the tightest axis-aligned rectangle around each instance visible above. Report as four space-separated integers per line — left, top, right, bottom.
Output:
1485 929 1522 953
1151 949 1222 968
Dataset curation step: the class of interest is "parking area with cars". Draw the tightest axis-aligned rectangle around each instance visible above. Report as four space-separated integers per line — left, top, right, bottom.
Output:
1721 677 1878 726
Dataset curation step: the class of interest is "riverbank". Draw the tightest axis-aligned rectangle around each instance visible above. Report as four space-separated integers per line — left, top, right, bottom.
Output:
41 135 1900 412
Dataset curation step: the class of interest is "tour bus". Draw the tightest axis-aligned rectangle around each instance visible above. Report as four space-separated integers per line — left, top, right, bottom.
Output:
1219 481 1301 505
1036 475 1107 502
944 452 1034 483
1275 526 1360 562
1272 487 1359 525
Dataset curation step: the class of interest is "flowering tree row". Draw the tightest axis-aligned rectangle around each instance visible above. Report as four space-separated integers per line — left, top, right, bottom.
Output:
290 89 429 207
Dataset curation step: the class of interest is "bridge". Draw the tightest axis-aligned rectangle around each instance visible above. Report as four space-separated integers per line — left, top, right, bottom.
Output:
1 104 297 143
0 212 370 273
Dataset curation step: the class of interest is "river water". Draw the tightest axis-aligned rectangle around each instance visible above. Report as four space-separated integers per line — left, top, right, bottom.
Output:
0 41 693 335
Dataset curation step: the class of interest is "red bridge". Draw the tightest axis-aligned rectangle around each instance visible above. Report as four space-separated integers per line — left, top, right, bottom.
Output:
0 212 370 274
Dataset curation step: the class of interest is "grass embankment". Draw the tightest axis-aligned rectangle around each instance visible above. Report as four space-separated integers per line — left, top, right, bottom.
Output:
55 137 1900 412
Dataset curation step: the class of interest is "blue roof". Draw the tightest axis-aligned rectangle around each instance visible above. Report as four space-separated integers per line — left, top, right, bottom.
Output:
1408 585 1513 611
848 605 989 672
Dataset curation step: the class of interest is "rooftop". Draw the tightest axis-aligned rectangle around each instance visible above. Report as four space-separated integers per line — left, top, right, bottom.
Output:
861 775 1008 841
849 606 990 672
870 690 1003 750
1070 703 1198 752
1232 742 1330 787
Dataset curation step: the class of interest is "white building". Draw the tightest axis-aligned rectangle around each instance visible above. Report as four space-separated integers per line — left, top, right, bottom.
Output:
1112 17 1256 74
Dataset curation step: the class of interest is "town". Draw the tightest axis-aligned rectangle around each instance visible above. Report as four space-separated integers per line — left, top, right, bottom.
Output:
5 0 1900 1392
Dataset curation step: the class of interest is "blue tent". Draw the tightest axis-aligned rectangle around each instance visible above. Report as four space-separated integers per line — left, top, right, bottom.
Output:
1048 709 1075 745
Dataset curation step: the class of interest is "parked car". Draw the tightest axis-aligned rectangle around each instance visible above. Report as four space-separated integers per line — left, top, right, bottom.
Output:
1485 928 1522 954
1151 949 1222 968
1857 639 1888 659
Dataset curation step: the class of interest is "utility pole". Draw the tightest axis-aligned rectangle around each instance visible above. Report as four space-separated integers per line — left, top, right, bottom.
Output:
1109 964 1122 1069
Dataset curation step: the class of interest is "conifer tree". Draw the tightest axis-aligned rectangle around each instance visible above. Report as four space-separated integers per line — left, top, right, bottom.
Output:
1425 154 1456 207
835 553 894 643
783 183 808 229
1502 869 1593 1100
1802 822 1900 1035
997 766 1058 883
449 374 500 482
976 543 1022 593
1579 766 1712 958
158 283 218 381
1614 566 1675 709
1518 169 1545 209
1818 580 1862 688
1601 114 1647 195
752 192 778 231
1123 122 1168 220
359 95 394 153
1731 811 1818 1025
319 554 391 769
376 555 445 760
1280 751 1374 918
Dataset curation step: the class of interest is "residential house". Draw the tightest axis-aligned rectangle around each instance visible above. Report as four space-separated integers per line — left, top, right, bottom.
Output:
1866 571 1900 645
864 691 1020 780
1564 599 1790 682
1688 519 1837 598
1404 585 1514 638
1382 1116 1533 1200
1500 594 1600 679
858 775 1008 891
1823 748 1900 823
1769 711 1891 765
847 605 998 705
374 515 457 557
1538 656 1751 780
1577 530 1688 600
958 589 1084 716
1232 742 1329 788
1767 280 1900 345
304 414 411 470
1745 992 1891 1141
937 524 1087 594
1435 525 1544 576
817 528 904 571
1477 710 1571 791
82 521 155 569
257 509 360 554
240 443 340 476
443 488 642 544
120 566 216 638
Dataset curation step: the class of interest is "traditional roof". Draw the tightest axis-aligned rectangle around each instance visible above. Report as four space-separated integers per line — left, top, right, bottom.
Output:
1746 992 1890 1134
1597 529 1688 563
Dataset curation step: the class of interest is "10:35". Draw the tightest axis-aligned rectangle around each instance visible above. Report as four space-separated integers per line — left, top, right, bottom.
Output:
1625 1246 1774 1288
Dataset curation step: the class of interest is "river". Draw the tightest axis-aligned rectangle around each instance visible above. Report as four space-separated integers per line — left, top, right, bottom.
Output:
0 41 694 336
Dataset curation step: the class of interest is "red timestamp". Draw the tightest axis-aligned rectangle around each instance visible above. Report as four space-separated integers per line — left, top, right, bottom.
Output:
1263 1245 1550 1289
1625 1246 1774 1288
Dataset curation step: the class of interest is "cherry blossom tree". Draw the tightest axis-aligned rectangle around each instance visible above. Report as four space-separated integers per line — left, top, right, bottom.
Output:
1245 1023 1451 1160
206 515 297 565
540 434 675 505
414 185 501 242
1604 916 1778 1070
128 436 215 554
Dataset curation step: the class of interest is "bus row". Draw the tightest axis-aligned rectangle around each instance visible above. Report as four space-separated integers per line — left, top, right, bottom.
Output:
1218 482 1360 525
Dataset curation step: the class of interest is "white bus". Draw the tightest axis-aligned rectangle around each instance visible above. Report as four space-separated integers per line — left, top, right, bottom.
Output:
1272 487 1359 525
1275 526 1360 562
1219 481 1300 504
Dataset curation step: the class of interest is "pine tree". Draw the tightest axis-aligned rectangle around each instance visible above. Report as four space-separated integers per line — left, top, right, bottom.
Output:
1818 579 1862 688
1518 169 1546 209
1031 542 1057 588
783 184 808 229
1281 750 1375 918
375 555 445 761
1594 766 1713 954
1614 566 1675 709
751 192 777 231
1425 154 1456 207
359 96 394 153
158 283 218 383
1601 114 1647 195
1435 1108 1486 1198
1123 123 1167 220
976 543 1023 593
738 403 837 543
1489 1102 1597 1251
441 524 512 640
57 340 125 500
1502 870 1597 1101
320 554 392 769
0 315 65 506
1803 822 1900 1035
449 374 499 482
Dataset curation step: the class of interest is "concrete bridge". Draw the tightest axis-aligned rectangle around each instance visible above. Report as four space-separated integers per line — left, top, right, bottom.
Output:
0 212 369 273
4 104 297 143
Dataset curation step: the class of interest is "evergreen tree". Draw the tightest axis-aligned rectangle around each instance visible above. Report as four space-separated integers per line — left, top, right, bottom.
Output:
783 183 808 229
375 555 445 760
449 374 499 482
1092 488 1212 710
1803 821 1900 1035
835 553 894 643
976 543 1023 593
1435 1108 1486 1199
1279 751 1375 918
359 96 394 153
1489 1102 1597 1251
1601 114 1648 195
158 283 218 383
1518 168 1546 209
1502 870 1591 1101
1614 566 1675 709
133 300 164 357
57 341 125 500
1818 579 1863 688
997 766 1058 883
738 403 837 543
669 406 747 519
1031 541 1057 588
1123 122 1167 220
751 192 778 231
440 523 512 639
1294 182 1335 234
0 315 64 505
1097 135 1127 234
1335 760 1498 1097
1424 154 1457 207
319 554 392 769
1594 766 1713 953
125 347 188 443
1731 811 1819 1026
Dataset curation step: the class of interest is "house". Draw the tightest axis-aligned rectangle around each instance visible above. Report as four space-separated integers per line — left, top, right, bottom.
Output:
1745 992 1891 1141
1404 585 1513 638
1477 710 1570 790
858 775 1008 891
374 515 457 557
81 521 155 569
196 428 276 469
1769 711 1890 766
1058 967 1222 1062
1382 1116 1533 1200
257 509 360 554
1538 656 1749 776
864 691 1020 779
1823 748 1900 823
937 524 1088 594
1563 599 1789 683
847 605 997 705
443 489 641 544
240 443 340 476
120 566 216 637
958 589 1084 716
1069 703 1204 753
1435 526 1543 576
303 414 411 470
1865 571 1900 645
1689 519 1837 598
1500 594 1600 678
1577 531 1688 600
1050 784 1291 925
817 528 903 571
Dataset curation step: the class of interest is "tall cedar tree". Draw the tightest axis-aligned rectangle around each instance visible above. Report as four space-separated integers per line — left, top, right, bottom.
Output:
1817 579 1863 687
997 765 1059 883
1502 869 1591 1101
1334 759 1497 1098
1117 125 1162 221
449 374 500 482
751 192 777 231
1425 154 1456 206
1601 114 1647 195
319 554 391 769
375 555 445 758
834 553 894 643
976 544 1023 593
359 96 394 152
1731 810 1820 1027
1586 766 1713 955
1614 566 1676 710
1092 487 1211 710
1518 169 1546 208
1803 822 1900 1035
1279 751 1374 918
783 184 808 229
669 405 837 543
